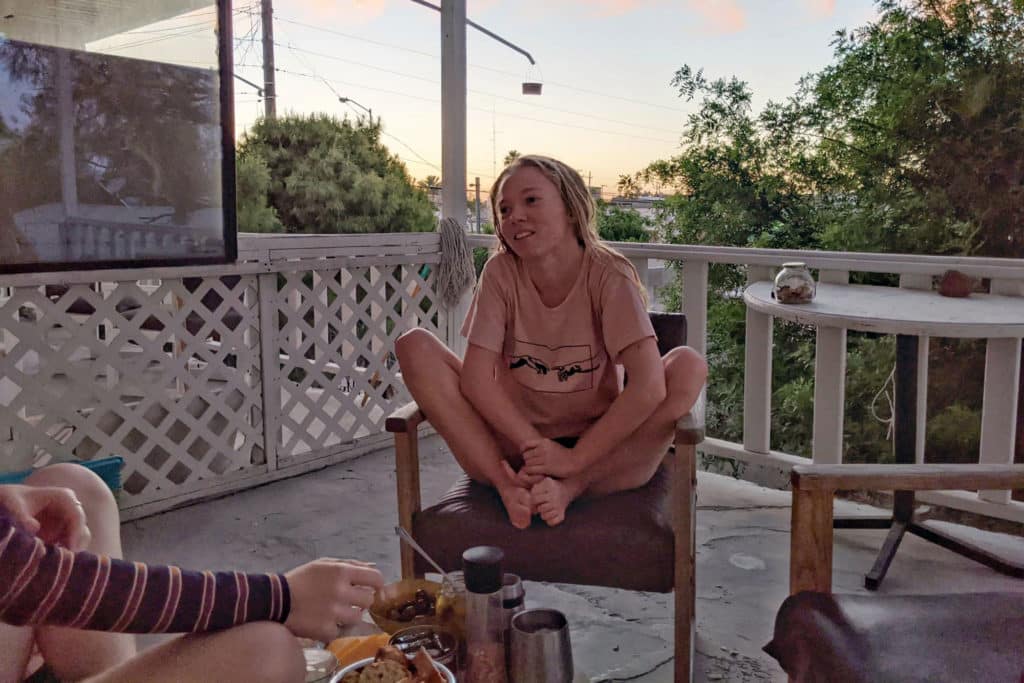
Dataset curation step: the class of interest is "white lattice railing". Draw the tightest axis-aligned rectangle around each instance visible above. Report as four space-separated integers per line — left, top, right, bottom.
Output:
2 231 1022 524
0 233 445 519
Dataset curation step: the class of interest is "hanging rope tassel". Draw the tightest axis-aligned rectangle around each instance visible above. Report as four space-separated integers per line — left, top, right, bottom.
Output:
435 216 476 309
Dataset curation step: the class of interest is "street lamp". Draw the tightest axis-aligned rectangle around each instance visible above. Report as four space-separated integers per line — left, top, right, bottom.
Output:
339 97 374 125
408 0 542 95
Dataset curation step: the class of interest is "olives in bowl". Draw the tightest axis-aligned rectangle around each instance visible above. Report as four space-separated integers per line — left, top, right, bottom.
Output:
369 579 442 634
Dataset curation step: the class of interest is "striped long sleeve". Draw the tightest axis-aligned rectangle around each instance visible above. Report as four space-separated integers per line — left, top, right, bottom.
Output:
0 507 290 633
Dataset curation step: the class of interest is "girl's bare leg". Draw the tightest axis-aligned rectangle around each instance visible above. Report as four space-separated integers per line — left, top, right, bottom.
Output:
0 464 136 682
532 346 707 525
395 328 532 528
84 622 305 683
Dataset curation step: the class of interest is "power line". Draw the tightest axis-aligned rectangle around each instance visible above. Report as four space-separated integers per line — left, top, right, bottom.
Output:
275 35 441 173
271 66 677 144
97 6 254 52
275 43 680 139
273 13 689 114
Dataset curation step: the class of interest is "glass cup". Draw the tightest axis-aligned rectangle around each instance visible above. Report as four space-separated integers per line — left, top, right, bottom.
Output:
509 609 574 683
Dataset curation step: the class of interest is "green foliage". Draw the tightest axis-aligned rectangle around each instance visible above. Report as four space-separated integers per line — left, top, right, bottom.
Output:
236 114 435 234
926 403 982 463
638 0 1022 466
595 201 651 242
235 151 283 232
473 222 495 277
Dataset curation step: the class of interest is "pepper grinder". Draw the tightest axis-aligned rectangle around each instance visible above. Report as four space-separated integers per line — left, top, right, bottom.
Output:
462 546 508 683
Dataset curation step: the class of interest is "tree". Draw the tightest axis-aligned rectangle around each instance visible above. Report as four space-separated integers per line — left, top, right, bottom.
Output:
419 174 441 190
503 150 521 167
788 0 1024 257
631 0 1024 465
595 201 651 242
234 150 282 233
236 114 435 233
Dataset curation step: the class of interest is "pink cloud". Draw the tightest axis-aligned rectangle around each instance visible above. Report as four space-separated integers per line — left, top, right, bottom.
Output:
803 0 836 17
686 0 746 34
587 0 657 16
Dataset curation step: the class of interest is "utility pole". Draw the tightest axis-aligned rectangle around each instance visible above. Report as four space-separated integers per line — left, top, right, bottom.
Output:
474 177 481 233
261 0 277 119
440 0 467 228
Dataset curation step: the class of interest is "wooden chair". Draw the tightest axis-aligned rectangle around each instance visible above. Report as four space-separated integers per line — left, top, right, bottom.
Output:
385 312 704 683
765 463 1024 682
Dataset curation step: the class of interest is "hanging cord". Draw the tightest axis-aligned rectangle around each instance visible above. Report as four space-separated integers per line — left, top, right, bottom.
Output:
869 363 896 441
435 217 476 309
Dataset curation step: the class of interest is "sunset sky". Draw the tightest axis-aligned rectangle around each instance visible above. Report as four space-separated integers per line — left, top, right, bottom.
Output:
91 0 880 198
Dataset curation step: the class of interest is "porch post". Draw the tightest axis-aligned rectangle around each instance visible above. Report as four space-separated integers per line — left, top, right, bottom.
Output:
440 0 467 226
440 0 469 356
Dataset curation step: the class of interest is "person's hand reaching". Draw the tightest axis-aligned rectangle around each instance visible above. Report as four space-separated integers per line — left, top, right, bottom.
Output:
284 558 384 642
0 484 91 550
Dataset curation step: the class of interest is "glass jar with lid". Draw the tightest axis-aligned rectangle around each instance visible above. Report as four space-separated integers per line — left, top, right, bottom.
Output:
773 262 816 304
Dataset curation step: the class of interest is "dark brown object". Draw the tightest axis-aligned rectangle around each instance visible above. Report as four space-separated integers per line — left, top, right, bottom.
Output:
386 312 703 683
937 269 973 297
765 462 1024 682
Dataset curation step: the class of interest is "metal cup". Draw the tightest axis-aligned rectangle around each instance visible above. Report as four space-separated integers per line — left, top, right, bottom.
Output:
509 608 573 683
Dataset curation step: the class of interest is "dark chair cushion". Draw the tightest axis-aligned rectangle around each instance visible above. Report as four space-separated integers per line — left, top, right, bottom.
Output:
413 462 675 592
650 312 687 355
764 591 1024 683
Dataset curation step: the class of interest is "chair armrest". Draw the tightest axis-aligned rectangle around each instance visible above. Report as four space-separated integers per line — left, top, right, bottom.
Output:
388 400 427 579
792 464 1024 493
673 391 705 445
789 463 1024 596
385 401 428 433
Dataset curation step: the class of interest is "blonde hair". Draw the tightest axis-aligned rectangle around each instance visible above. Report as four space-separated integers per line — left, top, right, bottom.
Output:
489 154 648 306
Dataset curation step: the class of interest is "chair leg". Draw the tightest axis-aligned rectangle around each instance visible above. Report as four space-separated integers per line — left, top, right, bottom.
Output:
394 430 422 580
673 441 697 683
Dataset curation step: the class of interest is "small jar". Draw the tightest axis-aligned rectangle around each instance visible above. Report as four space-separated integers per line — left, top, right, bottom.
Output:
774 262 816 304
436 571 467 642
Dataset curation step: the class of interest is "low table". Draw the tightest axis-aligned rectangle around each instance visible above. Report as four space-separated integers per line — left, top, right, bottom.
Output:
744 280 1024 588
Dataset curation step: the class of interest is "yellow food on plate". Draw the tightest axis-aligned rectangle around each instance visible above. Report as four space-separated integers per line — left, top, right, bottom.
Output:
353 658 409 683
327 633 392 667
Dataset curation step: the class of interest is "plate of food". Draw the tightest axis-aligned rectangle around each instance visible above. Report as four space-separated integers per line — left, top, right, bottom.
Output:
330 645 455 683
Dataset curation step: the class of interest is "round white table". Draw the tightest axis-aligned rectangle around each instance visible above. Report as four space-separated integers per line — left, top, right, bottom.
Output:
744 281 1024 588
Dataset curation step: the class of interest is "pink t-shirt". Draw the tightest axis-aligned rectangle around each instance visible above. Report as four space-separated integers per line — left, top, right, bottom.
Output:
461 249 655 439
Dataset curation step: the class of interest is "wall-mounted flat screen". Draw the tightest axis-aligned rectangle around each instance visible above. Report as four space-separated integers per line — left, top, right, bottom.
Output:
0 0 236 273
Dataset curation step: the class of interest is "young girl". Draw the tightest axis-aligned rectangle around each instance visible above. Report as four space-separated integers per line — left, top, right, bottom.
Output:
396 155 706 529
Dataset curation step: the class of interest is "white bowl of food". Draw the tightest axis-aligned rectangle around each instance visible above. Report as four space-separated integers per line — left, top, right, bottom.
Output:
330 650 455 683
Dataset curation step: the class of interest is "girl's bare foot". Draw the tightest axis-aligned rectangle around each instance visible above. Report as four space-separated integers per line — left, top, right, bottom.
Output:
531 477 583 527
497 483 533 529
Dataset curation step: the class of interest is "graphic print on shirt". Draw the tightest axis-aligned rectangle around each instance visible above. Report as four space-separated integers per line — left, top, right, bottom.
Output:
508 339 601 393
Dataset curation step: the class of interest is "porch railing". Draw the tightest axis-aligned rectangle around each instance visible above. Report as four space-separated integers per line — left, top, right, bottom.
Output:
0 233 444 520
1 232 1021 523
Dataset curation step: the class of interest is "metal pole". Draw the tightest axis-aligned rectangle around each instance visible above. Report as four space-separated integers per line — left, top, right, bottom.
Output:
408 0 535 64
440 0 467 227
474 177 481 233
261 0 277 119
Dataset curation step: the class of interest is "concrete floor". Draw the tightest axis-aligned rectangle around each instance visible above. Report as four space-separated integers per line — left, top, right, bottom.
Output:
121 435 1024 682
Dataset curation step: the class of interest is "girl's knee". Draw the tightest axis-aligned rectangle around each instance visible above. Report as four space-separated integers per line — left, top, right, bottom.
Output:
25 463 116 515
664 346 708 388
395 328 439 362
231 622 304 683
